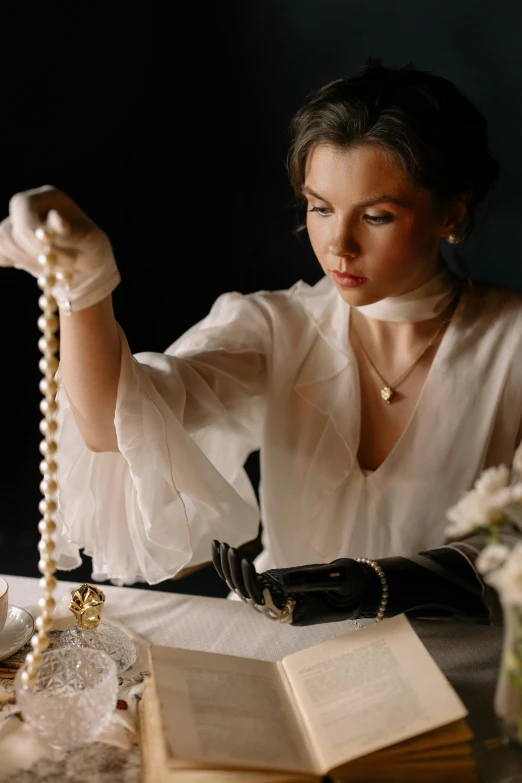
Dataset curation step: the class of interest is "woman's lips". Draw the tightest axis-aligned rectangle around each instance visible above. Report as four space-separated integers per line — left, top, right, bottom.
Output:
331 270 367 288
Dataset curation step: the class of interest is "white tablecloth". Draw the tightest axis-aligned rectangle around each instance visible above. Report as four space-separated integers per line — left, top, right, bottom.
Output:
2 573 522 783
4 574 364 661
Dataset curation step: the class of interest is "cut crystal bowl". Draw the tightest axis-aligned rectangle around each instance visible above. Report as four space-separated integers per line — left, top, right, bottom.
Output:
15 647 118 751
54 620 137 674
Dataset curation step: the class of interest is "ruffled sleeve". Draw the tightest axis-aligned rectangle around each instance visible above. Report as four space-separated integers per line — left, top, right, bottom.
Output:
54 291 269 585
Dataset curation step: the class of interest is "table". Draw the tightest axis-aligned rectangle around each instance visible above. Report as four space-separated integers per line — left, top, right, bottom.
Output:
3 573 522 782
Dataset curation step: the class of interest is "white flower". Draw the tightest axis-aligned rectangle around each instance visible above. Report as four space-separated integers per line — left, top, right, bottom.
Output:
488 487 515 508
509 483 522 502
497 483 522 528
445 488 504 538
474 464 510 495
445 467 514 540
514 442 522 477
476 544 511 574
486 543 522 607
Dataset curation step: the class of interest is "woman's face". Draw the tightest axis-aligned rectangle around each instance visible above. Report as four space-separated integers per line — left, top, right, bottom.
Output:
304 143 460 305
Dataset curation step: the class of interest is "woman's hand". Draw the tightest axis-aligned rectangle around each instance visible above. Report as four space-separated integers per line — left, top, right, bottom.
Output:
212 540 369 626
0 185 120 311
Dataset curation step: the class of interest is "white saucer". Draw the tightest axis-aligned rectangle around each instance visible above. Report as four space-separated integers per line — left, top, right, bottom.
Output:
0 605 34 661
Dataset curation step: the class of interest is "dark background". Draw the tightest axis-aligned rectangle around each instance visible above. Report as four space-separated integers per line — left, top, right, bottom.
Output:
0 1 520 596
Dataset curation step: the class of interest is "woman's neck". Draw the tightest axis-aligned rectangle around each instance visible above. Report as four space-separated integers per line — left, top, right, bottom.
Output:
354 265 459 324
349 264 462 364
351 305 454 364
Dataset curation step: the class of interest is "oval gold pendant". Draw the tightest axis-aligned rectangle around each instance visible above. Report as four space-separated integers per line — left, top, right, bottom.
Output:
380 386 395 404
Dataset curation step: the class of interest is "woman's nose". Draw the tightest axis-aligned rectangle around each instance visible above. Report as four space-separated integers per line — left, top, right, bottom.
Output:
327 221 360 258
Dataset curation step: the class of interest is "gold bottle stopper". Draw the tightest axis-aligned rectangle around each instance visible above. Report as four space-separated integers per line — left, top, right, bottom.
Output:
69 584 106 629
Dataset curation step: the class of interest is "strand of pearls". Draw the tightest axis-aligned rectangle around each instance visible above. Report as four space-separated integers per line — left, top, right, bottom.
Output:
357 557 388 622
20 227 69 686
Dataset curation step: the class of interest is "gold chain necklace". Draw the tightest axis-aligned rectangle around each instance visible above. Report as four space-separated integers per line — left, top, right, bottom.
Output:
351 317 448 405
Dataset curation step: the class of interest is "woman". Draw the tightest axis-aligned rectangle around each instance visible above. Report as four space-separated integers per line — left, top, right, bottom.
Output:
1 59 519 625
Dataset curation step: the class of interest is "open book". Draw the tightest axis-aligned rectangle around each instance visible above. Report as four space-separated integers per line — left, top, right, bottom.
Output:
138 614 477 782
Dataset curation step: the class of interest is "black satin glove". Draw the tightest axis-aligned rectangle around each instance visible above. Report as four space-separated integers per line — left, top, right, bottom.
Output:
211 540 490 627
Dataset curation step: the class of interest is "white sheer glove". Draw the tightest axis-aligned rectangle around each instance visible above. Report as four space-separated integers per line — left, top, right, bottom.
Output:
0 185 121 311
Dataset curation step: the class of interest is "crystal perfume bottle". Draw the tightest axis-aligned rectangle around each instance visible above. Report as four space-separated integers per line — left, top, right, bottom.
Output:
55 583 137 674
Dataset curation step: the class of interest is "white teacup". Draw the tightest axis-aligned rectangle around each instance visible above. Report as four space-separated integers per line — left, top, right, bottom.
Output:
0 577 8 633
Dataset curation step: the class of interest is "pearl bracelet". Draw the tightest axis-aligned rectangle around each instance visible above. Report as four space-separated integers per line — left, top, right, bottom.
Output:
357 557 388 622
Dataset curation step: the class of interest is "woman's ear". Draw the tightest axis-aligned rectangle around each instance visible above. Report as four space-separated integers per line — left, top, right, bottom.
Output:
440 191 472 241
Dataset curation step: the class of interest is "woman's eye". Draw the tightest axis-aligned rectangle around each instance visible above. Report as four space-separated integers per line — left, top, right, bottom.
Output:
307 207 394 223
308 206 331 217
364 214 394 224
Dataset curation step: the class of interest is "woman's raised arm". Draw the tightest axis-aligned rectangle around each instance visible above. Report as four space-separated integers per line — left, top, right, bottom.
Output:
0 185 122 451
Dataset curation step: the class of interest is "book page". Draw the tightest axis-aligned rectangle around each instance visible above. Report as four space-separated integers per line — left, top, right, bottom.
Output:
149 645 318 776
281 614 468 774
139 678 315 783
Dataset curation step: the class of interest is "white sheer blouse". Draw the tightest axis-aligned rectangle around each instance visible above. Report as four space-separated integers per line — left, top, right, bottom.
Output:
54 276 522 584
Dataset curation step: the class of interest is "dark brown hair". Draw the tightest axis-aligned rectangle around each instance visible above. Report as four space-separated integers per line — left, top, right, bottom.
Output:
287 58 499 243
